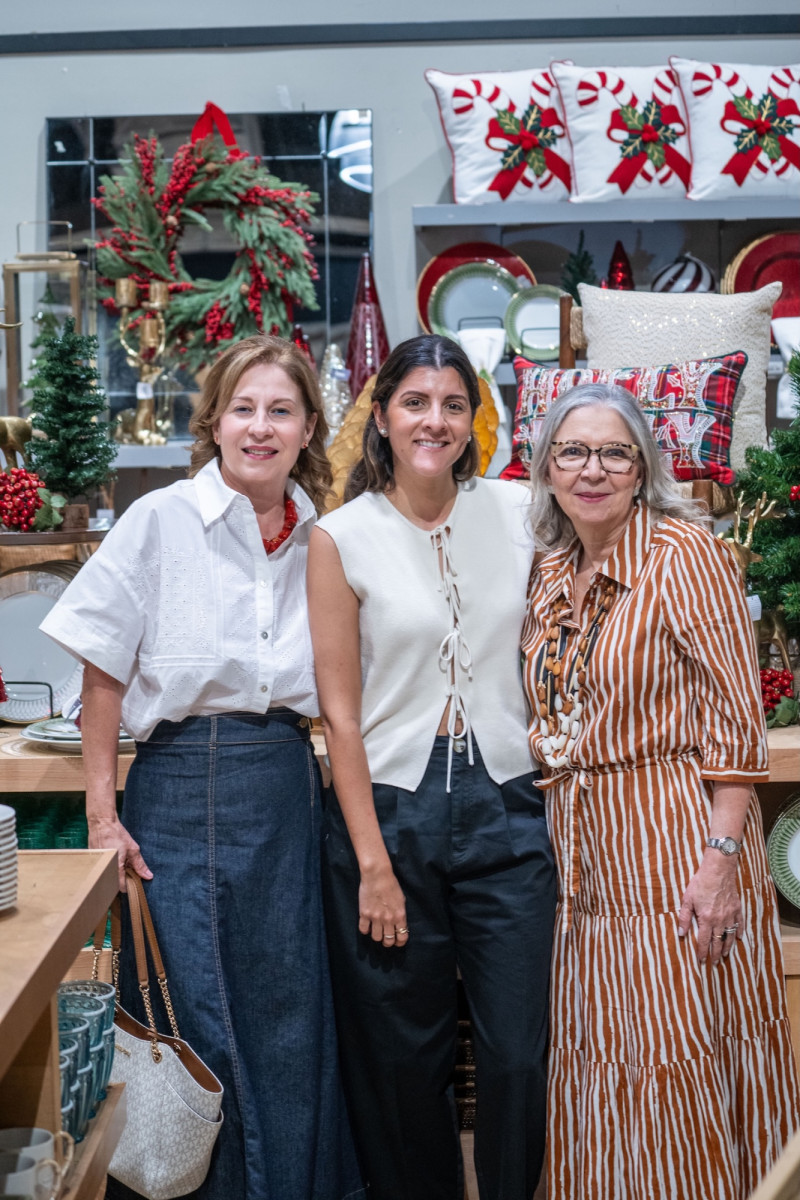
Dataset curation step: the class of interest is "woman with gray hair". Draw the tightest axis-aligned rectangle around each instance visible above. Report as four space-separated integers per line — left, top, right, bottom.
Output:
520 382 800 1199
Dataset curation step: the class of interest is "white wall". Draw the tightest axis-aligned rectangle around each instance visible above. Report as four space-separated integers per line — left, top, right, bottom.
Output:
0 6 798 347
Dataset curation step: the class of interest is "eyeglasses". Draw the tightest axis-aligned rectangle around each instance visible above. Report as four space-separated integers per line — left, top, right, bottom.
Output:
550 440 640 474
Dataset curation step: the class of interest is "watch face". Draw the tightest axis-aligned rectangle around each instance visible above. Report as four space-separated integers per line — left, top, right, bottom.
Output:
719 837 739 855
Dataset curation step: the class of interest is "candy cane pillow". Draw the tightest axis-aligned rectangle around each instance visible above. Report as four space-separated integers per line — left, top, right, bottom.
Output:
671 58 800 200
551 62 692 202
425 67 573 204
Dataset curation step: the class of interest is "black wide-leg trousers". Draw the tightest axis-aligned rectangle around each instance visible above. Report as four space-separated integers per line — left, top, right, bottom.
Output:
322 737 556 1200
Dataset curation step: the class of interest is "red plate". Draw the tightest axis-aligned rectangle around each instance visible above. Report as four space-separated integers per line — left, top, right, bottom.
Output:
416 241 536 332
722 231 800 319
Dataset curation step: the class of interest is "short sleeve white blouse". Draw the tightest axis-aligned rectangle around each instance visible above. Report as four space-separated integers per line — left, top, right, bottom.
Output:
40 459 319 740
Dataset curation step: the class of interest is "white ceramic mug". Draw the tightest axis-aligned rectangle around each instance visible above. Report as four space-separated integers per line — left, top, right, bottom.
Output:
0 1150 62 1200
0 1131 72 1178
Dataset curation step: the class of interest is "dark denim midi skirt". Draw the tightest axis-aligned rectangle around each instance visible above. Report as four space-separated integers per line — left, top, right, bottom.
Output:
106 710 364 1200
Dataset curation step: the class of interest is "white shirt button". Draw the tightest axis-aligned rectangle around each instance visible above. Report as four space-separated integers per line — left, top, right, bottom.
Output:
260 685 268 693
260 580 268 588
261 631 269 640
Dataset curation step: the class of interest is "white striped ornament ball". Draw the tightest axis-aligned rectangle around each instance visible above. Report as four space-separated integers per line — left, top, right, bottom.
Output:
650 254 716 293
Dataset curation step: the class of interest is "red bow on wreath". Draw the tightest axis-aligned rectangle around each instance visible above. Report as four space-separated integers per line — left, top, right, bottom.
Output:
486 104 572 200
721 91 800 185
607 99 691 194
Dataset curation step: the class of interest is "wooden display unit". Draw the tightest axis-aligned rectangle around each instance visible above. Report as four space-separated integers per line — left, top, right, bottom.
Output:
0 849 125 1198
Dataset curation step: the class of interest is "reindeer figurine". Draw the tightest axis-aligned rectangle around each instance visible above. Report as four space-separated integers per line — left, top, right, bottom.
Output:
722 491 793 674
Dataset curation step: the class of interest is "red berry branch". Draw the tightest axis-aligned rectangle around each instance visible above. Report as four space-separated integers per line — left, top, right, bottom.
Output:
0 467 65 533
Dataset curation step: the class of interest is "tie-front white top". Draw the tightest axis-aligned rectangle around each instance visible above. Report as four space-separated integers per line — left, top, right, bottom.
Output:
316 476 537 791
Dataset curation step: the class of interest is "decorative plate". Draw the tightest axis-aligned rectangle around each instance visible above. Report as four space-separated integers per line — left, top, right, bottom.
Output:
767 793 800 910
0 568 83 723
417 241 535 333
503 284 565 360
721 231 800 320
428 262 520 341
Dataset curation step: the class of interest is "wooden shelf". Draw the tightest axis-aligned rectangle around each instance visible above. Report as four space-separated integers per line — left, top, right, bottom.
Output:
0 850 117 1080
61 1082 126 1200
0 530 106 547
0 726 134 792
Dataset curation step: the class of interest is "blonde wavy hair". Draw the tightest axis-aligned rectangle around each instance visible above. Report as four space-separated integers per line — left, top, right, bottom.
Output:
188 335 332 515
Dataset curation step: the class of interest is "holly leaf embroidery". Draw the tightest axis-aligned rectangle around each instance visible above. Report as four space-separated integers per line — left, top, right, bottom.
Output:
620 104 644 131
735 126 761 154
761 131 783 161
642 99 662 128
528 146 547 177
646 141 666 169
620 133 644 158
773 115 799 137
733 94 760 122
760 91 778 121
501 143 526 171
495 108 520 136
660 124 680 145
521 103 542 131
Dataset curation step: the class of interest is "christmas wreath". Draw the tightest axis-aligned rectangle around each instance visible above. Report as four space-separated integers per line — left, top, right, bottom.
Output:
93 103 319 375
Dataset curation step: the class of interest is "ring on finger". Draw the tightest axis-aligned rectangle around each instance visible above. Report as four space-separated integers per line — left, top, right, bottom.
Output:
723 926 738 935
395 926 409 934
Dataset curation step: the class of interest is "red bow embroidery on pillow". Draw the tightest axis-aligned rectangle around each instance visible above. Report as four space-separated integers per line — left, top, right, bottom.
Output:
485 104 572 199
720 90 800 185
606 98 691 193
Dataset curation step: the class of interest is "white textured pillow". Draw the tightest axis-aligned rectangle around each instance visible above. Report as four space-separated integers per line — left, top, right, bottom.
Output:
671 57 800 200
577 282 782 473
425 66 573 204
551 62 692 202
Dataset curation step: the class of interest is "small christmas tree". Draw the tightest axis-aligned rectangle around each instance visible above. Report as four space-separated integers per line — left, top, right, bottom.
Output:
736 349 800 628
560 231 598 305
27 318 116 501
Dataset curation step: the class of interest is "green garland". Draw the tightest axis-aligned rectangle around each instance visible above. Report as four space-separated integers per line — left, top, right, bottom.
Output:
93 132 319 375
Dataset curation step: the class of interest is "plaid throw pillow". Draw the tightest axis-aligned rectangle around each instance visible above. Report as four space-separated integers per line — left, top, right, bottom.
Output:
500 352 747 485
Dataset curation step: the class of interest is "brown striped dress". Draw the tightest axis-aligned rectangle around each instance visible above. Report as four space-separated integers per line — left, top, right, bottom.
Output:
521 502 800 1200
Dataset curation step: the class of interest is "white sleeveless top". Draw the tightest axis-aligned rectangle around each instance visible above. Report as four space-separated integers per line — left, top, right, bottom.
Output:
316 477 537 791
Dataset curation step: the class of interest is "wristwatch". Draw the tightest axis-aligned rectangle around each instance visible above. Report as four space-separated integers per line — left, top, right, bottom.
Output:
706 836 742 856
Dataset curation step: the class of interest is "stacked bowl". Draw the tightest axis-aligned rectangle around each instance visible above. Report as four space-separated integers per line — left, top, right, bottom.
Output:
0 804 17 913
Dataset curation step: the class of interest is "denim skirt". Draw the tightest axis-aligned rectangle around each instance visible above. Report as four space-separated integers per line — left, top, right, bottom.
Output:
106 710 364 1200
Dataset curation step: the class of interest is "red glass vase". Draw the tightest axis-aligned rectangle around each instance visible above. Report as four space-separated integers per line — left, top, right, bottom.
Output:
345 253 390 399
607 240 635 291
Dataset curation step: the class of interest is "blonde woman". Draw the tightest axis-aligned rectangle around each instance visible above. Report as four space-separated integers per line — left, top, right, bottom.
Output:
42 336 363 1200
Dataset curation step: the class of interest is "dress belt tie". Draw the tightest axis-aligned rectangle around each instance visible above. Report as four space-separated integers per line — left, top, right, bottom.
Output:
432 522 474 793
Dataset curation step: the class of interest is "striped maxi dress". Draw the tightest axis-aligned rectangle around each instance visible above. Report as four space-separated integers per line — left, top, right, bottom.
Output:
521 502 800 1200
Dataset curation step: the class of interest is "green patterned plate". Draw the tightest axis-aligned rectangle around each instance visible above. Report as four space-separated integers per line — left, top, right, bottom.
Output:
428 262 518 342
503 284 565 360
766 792 800 910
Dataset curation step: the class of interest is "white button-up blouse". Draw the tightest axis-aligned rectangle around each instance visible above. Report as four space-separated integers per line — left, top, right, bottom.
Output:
40 459 319 740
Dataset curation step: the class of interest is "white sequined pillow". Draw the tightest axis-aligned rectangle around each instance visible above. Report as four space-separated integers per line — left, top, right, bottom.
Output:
425 66 573 204
671 57 800 201
577 282 782 473
551 62 692 202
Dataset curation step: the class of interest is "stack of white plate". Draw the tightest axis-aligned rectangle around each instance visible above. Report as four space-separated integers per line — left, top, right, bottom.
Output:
0 804 18 913
20 718 135 754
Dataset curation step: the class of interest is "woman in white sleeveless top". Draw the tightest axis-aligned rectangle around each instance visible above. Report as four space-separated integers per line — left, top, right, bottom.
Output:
308 335 556 1200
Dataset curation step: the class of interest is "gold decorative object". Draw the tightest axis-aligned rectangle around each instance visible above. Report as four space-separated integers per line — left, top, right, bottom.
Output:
473 377 500 476
0 416 32 468
2 222 85 416
114 277 171 443
721 490 792 672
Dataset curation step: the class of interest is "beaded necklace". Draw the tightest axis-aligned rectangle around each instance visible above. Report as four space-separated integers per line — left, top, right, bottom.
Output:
535 578 617 770
262 494 298 555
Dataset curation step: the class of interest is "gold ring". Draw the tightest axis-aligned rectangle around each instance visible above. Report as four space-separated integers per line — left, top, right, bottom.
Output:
395 927 409 934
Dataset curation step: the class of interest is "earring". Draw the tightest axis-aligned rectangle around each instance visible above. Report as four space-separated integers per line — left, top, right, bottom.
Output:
467 434 472 444
379 428 389 437
301 442 308 449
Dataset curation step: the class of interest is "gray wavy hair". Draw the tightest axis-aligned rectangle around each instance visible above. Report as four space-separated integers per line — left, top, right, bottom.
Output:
527 382 705 550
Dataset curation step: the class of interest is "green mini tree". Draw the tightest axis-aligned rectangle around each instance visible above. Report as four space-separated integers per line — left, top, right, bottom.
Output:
736 349 800 629
27 318 116 501
560 230 598 305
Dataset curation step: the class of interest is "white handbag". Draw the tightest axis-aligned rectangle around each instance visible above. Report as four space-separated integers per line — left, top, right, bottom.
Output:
95 870 224 1200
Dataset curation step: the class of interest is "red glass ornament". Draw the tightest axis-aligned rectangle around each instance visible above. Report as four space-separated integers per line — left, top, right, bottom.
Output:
291 323 315 369
345 253 390 400
607 240 635 291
